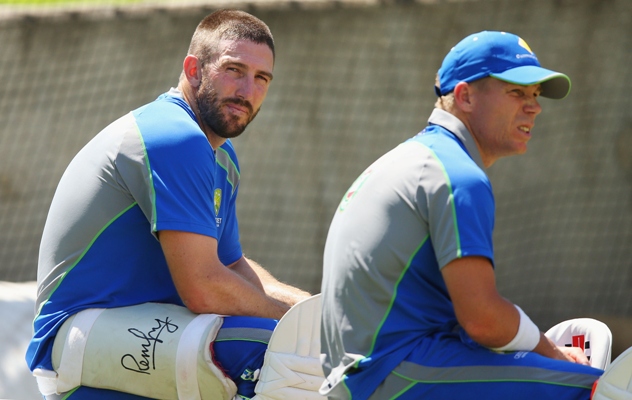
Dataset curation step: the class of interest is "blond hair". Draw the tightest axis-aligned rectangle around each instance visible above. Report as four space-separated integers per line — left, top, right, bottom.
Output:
434 73 455 111
434 75 491 111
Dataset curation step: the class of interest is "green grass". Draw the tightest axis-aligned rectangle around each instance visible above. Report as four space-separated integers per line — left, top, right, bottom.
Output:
0 0 142 5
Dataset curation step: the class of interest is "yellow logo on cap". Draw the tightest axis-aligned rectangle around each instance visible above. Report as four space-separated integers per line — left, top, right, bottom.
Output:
518 37 533 54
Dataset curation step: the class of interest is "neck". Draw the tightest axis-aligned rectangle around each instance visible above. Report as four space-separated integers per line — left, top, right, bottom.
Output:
447 107 495 168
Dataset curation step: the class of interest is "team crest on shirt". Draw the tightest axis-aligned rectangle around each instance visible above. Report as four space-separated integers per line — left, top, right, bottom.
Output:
339 168 372 212
214 188 222 226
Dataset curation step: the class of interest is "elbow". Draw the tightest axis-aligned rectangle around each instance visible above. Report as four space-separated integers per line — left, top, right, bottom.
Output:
183 300 207 315
178 286 243 316
180 294 207 314
178 286 217 314
461 320 492 344
460 318 510 348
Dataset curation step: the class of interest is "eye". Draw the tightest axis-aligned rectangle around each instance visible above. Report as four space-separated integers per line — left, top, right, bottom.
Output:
226 67 242 76
256 74 270 85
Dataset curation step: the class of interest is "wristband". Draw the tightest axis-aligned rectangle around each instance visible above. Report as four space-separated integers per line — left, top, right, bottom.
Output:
491 304 540 352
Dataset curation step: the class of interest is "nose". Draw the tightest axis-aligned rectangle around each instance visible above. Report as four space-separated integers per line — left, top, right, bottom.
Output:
526 97 542 116
235 76 255 102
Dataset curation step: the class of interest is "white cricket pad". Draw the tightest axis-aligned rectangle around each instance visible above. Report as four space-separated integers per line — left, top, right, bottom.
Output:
34 302 237 399
253 294 325 400
592 346 632 400
544 318 612 370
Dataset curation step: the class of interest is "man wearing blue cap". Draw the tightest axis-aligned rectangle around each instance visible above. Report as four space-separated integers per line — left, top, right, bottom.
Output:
320 31 632 399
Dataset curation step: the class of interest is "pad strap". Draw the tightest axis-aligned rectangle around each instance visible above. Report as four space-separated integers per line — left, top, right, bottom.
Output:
56 308 105 392
176 314 219 400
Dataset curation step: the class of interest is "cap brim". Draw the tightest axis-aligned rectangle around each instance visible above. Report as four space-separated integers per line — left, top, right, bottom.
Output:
491 65 571 99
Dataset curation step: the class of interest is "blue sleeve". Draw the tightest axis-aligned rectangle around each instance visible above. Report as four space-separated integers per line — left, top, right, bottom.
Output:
133 99 219 238
451 171 495 263
445 157 495 265
423 131 495 268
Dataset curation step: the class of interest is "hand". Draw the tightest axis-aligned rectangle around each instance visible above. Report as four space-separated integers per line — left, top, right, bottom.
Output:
238 257 312 307
558 346 591 366
533 333 591 366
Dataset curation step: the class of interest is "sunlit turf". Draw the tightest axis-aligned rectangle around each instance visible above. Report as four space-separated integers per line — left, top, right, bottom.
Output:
0 0 143 5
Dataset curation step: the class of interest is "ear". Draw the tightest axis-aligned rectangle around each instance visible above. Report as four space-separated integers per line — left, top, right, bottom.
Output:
183 55 201 88
453 81 475 113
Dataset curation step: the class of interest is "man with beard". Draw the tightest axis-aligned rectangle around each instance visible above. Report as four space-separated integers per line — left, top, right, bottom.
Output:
26 10 310 400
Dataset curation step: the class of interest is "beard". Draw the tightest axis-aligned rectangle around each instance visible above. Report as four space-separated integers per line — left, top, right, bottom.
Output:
196 77 260 139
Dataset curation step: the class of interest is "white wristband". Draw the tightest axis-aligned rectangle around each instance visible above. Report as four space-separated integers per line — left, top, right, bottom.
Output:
490 305 540 352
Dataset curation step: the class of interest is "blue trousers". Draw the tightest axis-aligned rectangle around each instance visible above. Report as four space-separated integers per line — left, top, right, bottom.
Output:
349 330 603 400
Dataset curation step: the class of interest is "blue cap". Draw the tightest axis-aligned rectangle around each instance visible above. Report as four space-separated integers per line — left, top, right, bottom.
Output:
436 31 571 99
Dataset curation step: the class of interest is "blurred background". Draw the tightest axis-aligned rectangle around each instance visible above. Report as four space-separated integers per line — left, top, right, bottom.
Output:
0 0 631 398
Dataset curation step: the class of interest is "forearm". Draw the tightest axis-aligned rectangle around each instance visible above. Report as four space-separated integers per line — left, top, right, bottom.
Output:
533 332 567 359
443 257 587 363
444 257 534 349
478 304 587 364
176 260 290 319
242 257 312 307
459 296 522 348
160 231 290 320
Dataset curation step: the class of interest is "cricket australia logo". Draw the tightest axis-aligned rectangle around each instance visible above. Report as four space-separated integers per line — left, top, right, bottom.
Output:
516 37 538 61
214 188 222 227
339 168 372 212
517 37 533 53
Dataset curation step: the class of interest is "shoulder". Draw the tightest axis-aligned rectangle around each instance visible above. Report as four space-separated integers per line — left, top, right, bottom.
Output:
402 128 491 207
132 96 211 159
217 140 240 171
415 126 487 180
215 140 241 194
133 94 201 140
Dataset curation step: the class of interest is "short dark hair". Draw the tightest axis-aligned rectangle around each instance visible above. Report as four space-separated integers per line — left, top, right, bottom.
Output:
188 9 275 65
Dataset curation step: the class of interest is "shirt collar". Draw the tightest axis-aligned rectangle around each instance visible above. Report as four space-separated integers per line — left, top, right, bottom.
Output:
167 87 183 98
427 108 485 170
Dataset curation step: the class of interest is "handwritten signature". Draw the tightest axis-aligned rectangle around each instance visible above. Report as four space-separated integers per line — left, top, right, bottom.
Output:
121 317 179 374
